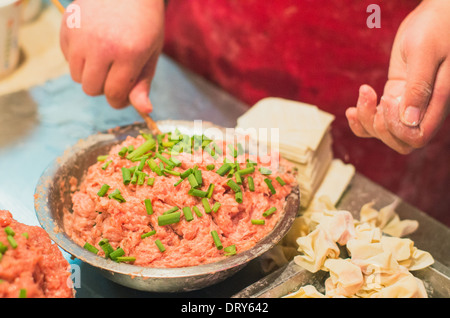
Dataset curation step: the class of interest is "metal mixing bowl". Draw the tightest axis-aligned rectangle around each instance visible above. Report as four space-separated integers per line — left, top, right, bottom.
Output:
34 120 300 293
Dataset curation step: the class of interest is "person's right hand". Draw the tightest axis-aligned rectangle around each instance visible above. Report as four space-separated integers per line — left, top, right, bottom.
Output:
60 0 165 113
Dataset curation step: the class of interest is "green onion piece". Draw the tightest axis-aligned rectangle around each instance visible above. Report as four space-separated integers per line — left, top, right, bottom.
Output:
83 242 99 254
211 230 223 250
155 239 166 252
144 199 153 215
216 163 232 176
118 146 128 157
109 247 125 261
108 189 126 203
155 152 174 167
212 202 221 213
194 169 203 186
147 158 163 176
235 192 243 203
141 230 156 239
236 166 255 176
97 184 110 197
180 168 193 179
248 176 255 192
224 244 237 256
158 211 181 226
235 171 242 185
4 226 15 236
128 145 134 153
206 164 215 170
162 140 176 148
188 189 208 197
206 183 215 199
19 289 27 298
147 177 155 186
187 174 199 188
202 198 212 213
97 155 109 162
163 169 181 176
128 166 137 173
7 235 17 249
0 242 8 254
127 138 156 160
251 219 265 225
174 178 184 187
99 239 114 258
182 207 194 222
121 167 131 185
264 178 276 194
116 256 136 263
22 232 29 239
227 144 238 158
276 176 286 186
259 167 272 175
263 207 277 217
169 157 182 167
163 206 179 215
137 172 148 185
193 206 203 217
226 179 241 193
237 143 245 156
137 157 147 171
130 169 138 184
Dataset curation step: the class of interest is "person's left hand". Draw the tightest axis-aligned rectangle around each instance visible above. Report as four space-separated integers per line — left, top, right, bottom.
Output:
346 0 450 154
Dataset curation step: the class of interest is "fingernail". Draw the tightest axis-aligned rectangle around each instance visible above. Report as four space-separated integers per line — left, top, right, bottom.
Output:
402 106 421 126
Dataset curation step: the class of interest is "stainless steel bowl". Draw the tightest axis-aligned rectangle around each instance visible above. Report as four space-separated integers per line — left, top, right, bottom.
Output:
34 120 300 293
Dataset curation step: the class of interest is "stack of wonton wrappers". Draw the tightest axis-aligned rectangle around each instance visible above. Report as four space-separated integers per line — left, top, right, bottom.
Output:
236 97 354 208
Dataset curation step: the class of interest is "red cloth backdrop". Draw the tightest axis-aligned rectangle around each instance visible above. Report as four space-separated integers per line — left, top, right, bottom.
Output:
163 0 450 226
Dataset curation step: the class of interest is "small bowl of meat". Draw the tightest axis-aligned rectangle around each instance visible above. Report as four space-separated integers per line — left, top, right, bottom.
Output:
34 120 300 292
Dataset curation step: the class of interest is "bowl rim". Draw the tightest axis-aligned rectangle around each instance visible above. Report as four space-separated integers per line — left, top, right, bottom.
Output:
34 121 300 282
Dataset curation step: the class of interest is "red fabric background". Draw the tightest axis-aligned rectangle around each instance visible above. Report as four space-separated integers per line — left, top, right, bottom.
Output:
163 0 450 226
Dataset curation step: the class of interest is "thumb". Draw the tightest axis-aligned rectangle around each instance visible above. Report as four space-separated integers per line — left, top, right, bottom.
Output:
128 60 158 114
399 52 438 127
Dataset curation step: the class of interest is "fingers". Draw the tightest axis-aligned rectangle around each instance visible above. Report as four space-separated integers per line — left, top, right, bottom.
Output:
128 56 159 114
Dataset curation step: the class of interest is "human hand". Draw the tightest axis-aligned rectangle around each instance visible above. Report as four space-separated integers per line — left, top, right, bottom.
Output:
346 0 450 154
60 0 165 113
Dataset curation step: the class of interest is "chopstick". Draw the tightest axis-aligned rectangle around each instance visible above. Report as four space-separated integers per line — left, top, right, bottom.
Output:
50 0 162 136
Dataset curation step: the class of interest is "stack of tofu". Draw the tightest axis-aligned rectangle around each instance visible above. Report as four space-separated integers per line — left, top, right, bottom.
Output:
236 97 354 209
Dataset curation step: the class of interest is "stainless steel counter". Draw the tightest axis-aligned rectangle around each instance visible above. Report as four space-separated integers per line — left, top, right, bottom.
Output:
0 54 448 298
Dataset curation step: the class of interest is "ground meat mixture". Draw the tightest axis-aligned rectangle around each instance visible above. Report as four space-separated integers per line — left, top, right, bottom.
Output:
65 132 296 268
0 210 74 298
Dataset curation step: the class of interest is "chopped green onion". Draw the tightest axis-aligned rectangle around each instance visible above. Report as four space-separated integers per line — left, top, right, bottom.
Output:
4 226 15 236
188 189 208 197
141 230 156 239
182 207 194 222
251 219 265 225
147 177 155 186
174 178 184 187
237 143 245 156
264 178 276 194
97 184 110 197
194 169 203 186
211 230 223 250
109 247 125 261
137 157 147 171
155 152 174 167
235 192 243 203
180 168 193 179
187 174 199 188
216 163 232 176
236 166 255 176
202 198 212 213
206 183 215 198
97 155 109 162
137 172 148 185
169 157 182 167
263 207 277 217
226 179 241 193
116 256 136 263
212 202 221 213
224 244 237 256
121 167 131 185
163 206 179 214
259 167 272 175
248 176 255 192
144 199 153 215
99 239 114 258
147 158 163 176
158 211 181 226
127 138 156 160
118 146 128 157
227 144 238 158
19 289 27 298
206 164 215 170
276 176 286 186
193 206 203 217
108 189 126 203
128 145 134 153
155 239 166 252
21 232 29 239
83 242 99 254
7 235 17 249
0 242 8 254
235 171 242 185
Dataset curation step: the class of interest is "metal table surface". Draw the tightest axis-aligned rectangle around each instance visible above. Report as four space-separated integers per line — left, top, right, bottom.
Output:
0 55 449 298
